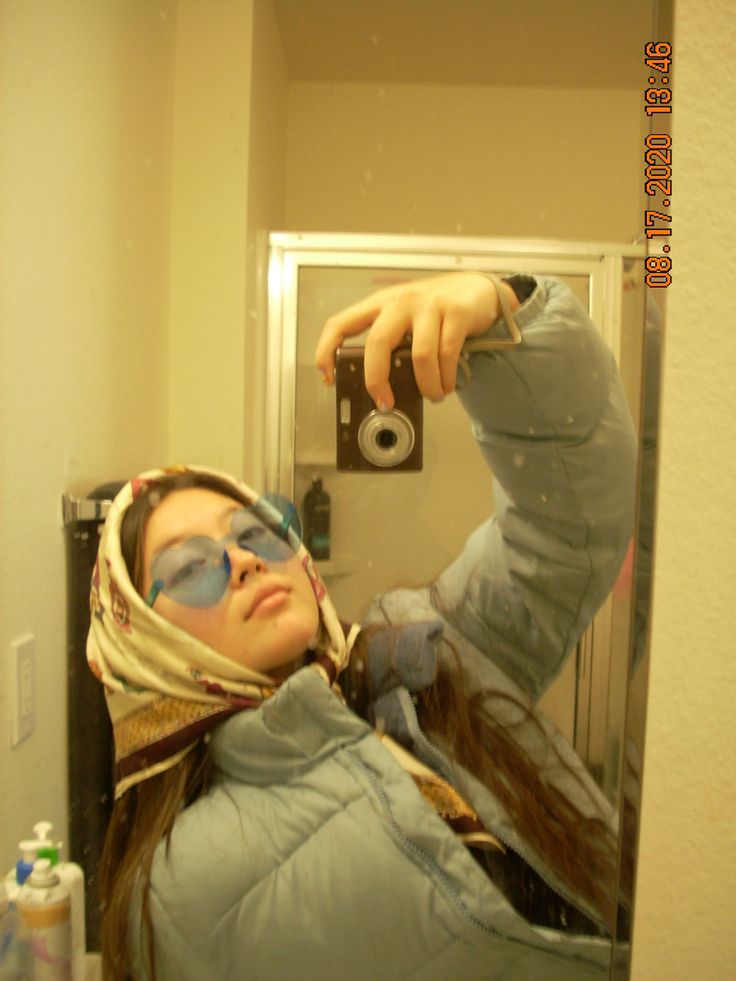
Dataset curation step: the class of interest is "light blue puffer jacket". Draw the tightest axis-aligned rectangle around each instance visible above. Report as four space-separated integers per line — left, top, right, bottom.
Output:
132 276 637 979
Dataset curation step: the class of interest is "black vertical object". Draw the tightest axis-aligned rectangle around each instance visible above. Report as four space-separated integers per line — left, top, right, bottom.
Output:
63 482 123 952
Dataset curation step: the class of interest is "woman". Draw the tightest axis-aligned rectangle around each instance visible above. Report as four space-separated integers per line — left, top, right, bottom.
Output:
90 272 636 979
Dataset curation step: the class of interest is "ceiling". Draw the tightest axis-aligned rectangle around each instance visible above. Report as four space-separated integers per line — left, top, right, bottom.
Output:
273 0 654 89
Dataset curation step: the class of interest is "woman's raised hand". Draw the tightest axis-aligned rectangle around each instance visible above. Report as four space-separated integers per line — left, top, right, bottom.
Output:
315 272 518 411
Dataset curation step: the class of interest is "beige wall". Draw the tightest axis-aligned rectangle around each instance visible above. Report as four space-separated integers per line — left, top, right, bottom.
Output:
243 0 289 487
166 0 254 477
0 0 175 868
166 0 287 484
285 82 644 241
630 0 736 976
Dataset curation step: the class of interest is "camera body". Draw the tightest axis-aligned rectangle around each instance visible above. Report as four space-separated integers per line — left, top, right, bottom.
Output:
335 346 423 472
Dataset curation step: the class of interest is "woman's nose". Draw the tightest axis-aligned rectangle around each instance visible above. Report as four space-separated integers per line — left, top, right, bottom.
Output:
225 544 264 584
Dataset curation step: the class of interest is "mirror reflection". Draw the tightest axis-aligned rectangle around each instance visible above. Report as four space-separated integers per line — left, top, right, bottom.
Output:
1 1 667 978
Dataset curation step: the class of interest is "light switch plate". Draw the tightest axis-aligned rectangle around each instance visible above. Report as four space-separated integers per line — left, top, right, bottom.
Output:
10 634 35 746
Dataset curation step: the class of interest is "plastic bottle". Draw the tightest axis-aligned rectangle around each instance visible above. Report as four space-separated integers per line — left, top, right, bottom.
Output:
302 477 331 560
4 823 85 980
3 840 39 906
16 859 72 980
0 880 31 980
32 824 85 981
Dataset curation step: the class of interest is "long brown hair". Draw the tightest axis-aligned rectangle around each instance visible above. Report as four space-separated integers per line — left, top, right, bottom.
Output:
100 471 250 980
345 629 619 928
99 471 620 979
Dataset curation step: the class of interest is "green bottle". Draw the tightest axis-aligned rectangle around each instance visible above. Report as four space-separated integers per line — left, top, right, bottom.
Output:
303 478 331 560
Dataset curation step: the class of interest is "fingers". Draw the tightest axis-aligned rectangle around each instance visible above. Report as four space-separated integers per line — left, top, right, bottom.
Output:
315 294 386 385
409 301 444 403
362 302 412 410
316 273 500 406
436 309 468 396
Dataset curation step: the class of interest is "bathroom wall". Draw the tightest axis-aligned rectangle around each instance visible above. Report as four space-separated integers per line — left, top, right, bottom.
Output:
284 82 644 241
630 0 736 976
165 0 287 483
0 0 175 869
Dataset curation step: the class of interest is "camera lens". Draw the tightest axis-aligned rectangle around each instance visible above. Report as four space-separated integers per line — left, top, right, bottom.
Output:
357 409 415 468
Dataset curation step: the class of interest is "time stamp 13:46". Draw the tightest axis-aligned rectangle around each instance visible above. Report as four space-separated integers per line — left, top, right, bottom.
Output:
643 41 673 289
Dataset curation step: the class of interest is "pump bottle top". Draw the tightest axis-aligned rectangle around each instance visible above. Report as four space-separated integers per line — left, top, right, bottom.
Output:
33 821 53 844
27 859 60 888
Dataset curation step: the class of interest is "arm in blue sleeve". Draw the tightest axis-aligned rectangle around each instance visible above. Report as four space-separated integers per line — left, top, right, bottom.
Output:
430 275 637 699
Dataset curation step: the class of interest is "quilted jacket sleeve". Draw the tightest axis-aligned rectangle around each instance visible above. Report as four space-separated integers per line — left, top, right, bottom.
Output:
420 275 637 699
430 278 636 697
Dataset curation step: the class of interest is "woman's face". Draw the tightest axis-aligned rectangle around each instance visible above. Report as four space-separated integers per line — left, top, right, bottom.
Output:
141 487 320 677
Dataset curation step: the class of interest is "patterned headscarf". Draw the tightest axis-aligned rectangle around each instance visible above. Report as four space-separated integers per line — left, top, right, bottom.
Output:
87 465 360 798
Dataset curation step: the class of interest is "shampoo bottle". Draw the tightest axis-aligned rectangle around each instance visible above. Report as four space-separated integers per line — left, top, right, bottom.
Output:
302 477 331 560
16 859 72 980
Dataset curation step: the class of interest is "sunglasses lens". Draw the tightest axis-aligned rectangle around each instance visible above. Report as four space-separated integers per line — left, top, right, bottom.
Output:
147 495 303 609
234 495 302 561
150 539 229 608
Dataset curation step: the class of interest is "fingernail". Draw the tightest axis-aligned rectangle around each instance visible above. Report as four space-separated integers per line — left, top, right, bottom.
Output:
377 400 389 413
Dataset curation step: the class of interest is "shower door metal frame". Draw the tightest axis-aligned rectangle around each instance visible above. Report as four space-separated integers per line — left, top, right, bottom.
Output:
264 231 645 796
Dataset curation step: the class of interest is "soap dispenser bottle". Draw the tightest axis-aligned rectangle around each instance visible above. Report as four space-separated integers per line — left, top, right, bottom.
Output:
32 823 85 981
4 822 85 980
302 477 331 560
16 859 72 980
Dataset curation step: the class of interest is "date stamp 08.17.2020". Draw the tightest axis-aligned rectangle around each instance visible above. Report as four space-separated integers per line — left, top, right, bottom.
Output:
643 41 673 289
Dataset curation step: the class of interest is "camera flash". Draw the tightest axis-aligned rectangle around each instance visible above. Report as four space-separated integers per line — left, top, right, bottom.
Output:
340 398 352 425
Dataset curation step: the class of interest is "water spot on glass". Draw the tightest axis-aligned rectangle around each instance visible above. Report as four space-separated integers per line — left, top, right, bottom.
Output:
371 33 379 45
566 415 574 424
528 426 535 435
541 494 548 503
376 143 383 154
513 452 525 468
158 9 168 21
364 169 373 182
455 223 463 234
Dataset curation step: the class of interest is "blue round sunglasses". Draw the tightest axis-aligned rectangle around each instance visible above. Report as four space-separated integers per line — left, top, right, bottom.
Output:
145 494 302 609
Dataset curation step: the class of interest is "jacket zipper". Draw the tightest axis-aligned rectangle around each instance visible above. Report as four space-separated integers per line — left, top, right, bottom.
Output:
351 753 608 945
395 689 609 933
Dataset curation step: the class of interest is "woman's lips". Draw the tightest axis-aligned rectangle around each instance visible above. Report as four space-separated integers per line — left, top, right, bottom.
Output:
247 585 289 618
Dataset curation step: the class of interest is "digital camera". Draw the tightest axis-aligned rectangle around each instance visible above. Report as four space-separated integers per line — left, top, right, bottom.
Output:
335 346 423 472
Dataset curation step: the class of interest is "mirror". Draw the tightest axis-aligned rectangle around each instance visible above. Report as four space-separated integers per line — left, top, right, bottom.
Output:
2 0 671 976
